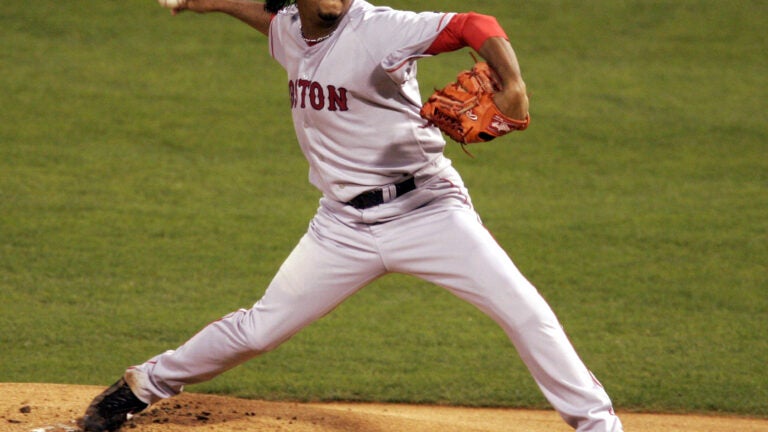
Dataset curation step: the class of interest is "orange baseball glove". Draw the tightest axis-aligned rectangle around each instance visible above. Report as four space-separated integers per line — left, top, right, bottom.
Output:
420 60 529 145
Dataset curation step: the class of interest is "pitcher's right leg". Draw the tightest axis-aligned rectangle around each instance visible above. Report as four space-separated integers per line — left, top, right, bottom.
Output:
123 209 385 404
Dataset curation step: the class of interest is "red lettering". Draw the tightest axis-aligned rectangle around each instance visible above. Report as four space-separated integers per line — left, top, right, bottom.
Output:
288 80 297 108
289 80 349 112
297 79 311 109
309 82 325 110
327 85 348 112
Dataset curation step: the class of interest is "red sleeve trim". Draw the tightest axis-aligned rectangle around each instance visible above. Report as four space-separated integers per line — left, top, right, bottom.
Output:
426 12 509 55
268 14 276 59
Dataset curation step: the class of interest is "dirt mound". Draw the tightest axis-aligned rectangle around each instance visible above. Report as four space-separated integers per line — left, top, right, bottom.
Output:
1 383 766 432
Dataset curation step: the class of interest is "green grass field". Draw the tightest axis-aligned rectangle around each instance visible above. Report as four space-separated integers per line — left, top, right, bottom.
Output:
2 0 766 418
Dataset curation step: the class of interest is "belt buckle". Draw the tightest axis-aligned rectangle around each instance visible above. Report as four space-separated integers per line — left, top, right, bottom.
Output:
380 183 398 204
347 176 415 210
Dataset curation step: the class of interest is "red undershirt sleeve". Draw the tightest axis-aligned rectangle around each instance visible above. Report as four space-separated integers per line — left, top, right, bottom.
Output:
426 12 509 55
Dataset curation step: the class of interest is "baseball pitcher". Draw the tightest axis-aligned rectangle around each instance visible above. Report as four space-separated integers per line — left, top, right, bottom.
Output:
81 1 623 431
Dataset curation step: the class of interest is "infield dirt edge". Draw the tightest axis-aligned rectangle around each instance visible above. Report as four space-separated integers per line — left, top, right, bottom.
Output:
2 383 766 432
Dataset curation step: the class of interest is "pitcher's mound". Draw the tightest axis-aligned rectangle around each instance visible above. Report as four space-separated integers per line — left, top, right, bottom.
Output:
1 383 766 432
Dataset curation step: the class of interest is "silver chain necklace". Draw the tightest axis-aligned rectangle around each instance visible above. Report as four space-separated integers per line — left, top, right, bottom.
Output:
301 29 334 44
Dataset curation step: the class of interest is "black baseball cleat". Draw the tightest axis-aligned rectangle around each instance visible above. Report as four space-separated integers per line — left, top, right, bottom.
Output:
80 378 148 432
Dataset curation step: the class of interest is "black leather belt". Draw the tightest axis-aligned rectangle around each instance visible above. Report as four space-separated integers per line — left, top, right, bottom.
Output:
347 177 416 209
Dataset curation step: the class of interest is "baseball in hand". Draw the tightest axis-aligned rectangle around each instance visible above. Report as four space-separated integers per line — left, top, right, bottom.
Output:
157 0 186 9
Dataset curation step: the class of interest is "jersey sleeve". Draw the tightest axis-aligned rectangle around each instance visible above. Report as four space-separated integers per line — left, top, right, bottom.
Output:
268 8 292 69
376 10 456 85
425 12 509 55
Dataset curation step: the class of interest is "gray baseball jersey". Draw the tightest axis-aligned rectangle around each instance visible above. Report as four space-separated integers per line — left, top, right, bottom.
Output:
270 1 455 203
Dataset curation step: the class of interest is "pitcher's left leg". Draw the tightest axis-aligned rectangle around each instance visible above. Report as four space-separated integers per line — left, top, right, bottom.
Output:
384 205 623 431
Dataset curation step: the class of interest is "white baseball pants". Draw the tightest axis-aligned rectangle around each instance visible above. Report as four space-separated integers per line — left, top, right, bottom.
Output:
126 167 623 432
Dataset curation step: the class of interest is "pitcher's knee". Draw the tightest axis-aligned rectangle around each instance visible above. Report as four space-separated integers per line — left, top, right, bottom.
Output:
223 307 293 353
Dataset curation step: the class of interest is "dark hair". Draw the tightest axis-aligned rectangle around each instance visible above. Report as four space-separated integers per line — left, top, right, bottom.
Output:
265 0 296 13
